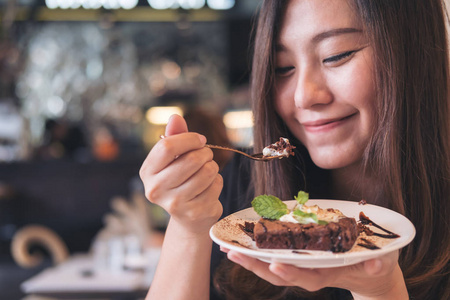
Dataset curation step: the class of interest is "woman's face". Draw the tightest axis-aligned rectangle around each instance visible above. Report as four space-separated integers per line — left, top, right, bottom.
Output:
274 0 376 170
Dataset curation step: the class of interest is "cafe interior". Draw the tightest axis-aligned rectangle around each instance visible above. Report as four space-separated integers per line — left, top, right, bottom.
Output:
0 0 258 298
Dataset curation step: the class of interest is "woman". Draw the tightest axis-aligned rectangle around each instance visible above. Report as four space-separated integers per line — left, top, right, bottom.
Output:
139 0 450 299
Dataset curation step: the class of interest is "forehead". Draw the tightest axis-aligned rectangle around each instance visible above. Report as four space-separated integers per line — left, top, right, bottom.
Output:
277 0 361 43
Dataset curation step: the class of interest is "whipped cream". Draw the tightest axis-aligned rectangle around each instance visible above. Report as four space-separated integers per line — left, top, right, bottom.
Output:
262 137 295 157
279 204 345 224
279 211 316 224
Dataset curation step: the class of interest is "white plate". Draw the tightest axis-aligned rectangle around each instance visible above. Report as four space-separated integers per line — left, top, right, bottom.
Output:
210 200 415 268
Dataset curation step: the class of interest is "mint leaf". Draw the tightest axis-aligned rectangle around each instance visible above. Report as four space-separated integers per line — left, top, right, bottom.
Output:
294 191 309 205
251 195 289 220
293 209 318 224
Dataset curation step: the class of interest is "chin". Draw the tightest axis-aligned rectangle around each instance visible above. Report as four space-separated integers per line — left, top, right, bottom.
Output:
311 160 350 170
309 152 361 170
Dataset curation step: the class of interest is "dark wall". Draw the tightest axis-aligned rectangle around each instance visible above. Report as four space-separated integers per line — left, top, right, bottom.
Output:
227 18 253 88
0 159 143 256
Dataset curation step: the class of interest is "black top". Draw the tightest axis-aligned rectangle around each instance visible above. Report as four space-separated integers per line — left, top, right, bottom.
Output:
210 152 351 300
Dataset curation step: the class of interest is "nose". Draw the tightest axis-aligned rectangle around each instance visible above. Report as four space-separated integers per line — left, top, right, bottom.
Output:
294 68 332 109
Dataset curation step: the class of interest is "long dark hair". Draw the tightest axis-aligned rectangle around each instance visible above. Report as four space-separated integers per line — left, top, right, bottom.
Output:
215 0 450 299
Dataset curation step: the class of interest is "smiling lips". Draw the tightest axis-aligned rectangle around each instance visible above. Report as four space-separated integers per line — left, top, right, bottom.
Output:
302 113 356 133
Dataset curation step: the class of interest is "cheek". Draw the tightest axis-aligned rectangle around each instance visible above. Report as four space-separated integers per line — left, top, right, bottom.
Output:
273 97 285 118
353 74 377 125
339 57 377 118
273 85 295 119
354 54 377 109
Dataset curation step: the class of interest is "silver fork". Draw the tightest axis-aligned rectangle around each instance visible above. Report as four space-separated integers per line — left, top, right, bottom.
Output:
160 135 287 161
204 144 287 161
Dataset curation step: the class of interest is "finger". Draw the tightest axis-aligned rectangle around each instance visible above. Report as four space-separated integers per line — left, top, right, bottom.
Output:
141 149 219 216
227 251 292 286
165 114 188 136
182 176 224 220
180 170 223 208
141 133 207 176
363 250 398 276
174 158 219 198
268 263 328 291
168 174 223 231
148 148 215 203
159 169 223 221
363 258 382 275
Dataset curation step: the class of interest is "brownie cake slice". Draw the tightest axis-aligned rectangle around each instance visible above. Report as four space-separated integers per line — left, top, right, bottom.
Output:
253 217 358 252
250 191 360 253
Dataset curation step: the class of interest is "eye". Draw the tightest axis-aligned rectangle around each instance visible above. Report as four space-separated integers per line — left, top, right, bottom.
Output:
323 50 357 64
275 66 294 75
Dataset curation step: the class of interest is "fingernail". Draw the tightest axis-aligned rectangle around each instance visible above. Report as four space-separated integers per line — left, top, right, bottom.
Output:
167 114 176 123
365 258 382 275
198 134 207 144
227 251 242 264
270 263 286 276
373 259 382 273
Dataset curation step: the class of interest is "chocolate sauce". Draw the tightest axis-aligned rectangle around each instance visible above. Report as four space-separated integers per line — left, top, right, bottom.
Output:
292 250 311 255
357 237 381 250
359 212 400 239
239 222 255 240
231 240 252 249
243 221 255 232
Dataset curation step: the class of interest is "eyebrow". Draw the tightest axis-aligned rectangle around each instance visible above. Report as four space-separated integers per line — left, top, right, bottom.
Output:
276 27 363 52
312 27 362 43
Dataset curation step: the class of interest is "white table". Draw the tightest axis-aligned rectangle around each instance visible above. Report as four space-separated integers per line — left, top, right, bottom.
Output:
21 250 160 299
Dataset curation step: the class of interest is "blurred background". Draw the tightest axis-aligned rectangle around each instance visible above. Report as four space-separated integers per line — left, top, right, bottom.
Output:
0 0 258 299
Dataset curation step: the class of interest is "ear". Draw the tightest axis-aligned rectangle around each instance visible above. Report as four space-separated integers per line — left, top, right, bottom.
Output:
165 114 189 136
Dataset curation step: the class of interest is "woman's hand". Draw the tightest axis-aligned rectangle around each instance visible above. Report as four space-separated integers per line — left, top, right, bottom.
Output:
225 249 408 300
139 114 223 235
